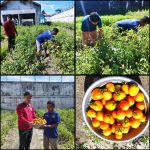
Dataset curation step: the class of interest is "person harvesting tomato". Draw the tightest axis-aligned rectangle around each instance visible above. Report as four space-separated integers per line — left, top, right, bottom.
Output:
81 12 103 47
3 15 18 52
36 28 59 58
16 92 38 150
115 16 150 32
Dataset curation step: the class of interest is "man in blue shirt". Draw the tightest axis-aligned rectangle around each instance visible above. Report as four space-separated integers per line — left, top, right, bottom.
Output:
36 28 59 58
40 100 60 149
115 16 150 32
81 12 103 47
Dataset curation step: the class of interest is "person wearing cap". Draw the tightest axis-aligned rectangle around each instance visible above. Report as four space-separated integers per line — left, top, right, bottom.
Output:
3 15 18 51
115 16 150 32
81 12 103 46
36 28 59 58
16 92 38 150
40 100 60 149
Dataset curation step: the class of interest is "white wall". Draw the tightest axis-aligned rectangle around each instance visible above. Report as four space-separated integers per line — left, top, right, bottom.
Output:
48 8 74 23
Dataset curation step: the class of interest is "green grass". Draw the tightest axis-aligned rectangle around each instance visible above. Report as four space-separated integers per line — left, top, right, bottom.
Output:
1 22 74 74
1 109 74 149
76 10 149 74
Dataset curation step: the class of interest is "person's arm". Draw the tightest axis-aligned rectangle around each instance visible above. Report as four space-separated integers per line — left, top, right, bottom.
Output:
12 21 18 35
16 105 34 126
97 20 103 46
43 124 58 128
3 23 9 37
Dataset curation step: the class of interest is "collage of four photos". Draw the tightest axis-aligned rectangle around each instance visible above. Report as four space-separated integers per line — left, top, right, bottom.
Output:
0 0 149 149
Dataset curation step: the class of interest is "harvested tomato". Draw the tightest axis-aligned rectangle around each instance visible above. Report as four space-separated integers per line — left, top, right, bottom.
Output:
103 91 112 101
123 126 130 134
102 98 106 105
103 127 112 136
122 84 129 94
139 115 146 123
136 102 145 110
128 84 139 96
122 118 130 127
106 82 115 92
100 121 109 130
132 109 143 119
92 118 100 128
90 101 103 111
116 110 126 120
130 118 140 128
103 113 113 123
112 110 117 119
115 84 122 91
115 125 124 135
113 91 126 101
105 100 117 111
120 100 130 111
125 108 132 118
91 88 103 100
134 92 144 102
96 111 104 121
126 96 135 106
115 134 123 139
111 124 116 133
109 118 115 125
86 109 96 118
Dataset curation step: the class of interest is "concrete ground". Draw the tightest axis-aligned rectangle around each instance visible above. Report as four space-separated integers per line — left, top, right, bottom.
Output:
76 76 149 149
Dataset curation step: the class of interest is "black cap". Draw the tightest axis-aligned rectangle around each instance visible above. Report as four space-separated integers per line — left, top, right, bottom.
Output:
23 91 32 97
140 16 150 24
53 28 59 33
90 12 100 23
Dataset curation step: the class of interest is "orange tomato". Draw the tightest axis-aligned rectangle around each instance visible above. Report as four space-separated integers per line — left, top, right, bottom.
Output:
111 124 116 133
132 109 143 119
115 84 122 91
123 126 130 134
102 98 106 105
125 109 132 118
90 101 103 111
103 91 112 101
86 109 96 118
115 134 123 139
126 96 135 106
103 127 112 136
96 111 104 121
92 118 100 128
105 100 117 111
122 84 129 94
106 82 115 93
136 102 145 110
128 84 139 96
130 118 140 128
109 118 115 125
122 118 130 127
120 100 130 111
103 113 114 123
113 91 126 101
112 110 117 119
91 88 103 100
100 121 109 130
116 110 126 120
115 125 124 135
139 115 146 123
134 92 144 102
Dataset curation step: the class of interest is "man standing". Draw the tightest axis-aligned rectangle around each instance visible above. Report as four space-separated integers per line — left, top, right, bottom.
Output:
41 100 60 149
81 12 103 46
3 15 18 51
16 92 37 150
36 28 59 58
115 16 150 32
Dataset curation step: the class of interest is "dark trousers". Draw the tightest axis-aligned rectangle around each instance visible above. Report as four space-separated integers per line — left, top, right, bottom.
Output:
19 128 33 150
8 36 15 51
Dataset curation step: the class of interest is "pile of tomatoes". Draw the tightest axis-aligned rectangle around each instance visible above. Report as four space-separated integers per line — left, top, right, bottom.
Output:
32 118 46 125
86 82 147 140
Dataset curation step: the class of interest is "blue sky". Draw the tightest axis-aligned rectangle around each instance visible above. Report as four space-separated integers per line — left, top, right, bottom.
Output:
35 1 74 14
1 76 74 82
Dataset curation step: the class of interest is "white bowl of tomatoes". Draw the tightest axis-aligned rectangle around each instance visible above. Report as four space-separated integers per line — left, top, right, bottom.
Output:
82 76 149 142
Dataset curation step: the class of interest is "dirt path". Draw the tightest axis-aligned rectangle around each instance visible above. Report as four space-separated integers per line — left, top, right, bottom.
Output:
1 127 44 149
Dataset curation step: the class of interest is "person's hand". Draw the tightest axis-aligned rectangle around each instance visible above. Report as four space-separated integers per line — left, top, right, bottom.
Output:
28 122 35 126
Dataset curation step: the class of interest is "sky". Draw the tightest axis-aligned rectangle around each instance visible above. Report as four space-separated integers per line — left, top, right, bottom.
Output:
35 1 74 14
1 76 74 82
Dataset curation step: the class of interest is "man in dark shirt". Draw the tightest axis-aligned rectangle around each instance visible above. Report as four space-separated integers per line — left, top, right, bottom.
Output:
16 92 37 150
81 12 103 46
3 15 18 51
41 100 60 149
